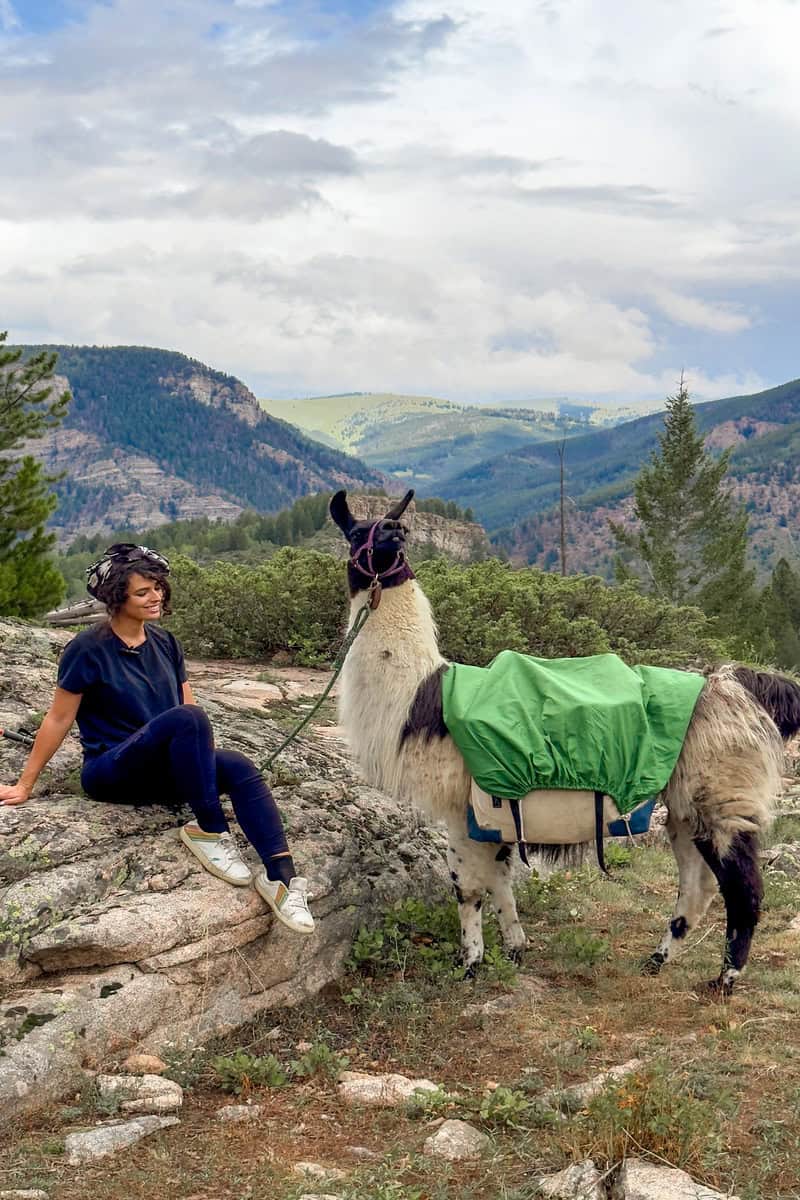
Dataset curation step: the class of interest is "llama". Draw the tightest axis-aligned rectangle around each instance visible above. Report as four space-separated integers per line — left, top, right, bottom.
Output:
331 489 800 995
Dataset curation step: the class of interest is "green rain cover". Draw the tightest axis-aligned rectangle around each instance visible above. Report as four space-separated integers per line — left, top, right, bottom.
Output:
441 650 705 815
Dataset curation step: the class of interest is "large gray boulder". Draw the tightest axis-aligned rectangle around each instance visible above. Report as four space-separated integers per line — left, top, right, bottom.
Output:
0 618 448 1120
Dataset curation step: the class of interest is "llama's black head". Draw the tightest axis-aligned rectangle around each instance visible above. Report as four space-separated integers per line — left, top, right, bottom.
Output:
330 490 415 595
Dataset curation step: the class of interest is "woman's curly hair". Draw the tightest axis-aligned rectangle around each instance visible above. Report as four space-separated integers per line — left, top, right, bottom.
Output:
98 562 173 618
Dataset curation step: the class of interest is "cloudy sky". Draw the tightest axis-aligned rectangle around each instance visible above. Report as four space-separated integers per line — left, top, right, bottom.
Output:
2 0 799 403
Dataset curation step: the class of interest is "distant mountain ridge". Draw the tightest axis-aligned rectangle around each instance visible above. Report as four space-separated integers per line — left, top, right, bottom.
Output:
446 376 800 577
260 391 593 491
19 346 385 544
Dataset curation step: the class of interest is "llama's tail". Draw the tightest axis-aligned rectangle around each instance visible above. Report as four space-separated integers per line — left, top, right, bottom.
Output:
733 665 800 741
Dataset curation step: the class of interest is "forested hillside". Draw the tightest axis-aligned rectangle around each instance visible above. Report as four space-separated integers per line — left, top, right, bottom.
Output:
261 391 589 491
19 346 385 542
435 378 800 575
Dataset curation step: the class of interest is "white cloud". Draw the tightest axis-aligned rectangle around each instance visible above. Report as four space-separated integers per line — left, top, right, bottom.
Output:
651 289 754 334
0 0 19 33
0 0 797 402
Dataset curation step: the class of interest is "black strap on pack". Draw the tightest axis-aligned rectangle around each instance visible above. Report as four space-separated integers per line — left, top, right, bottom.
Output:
595 790 610 876
508 797 530 866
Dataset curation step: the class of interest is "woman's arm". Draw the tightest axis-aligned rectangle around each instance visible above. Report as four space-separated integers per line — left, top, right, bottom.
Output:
0 687 82 806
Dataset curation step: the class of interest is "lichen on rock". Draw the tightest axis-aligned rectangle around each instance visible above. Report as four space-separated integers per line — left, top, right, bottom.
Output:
0 618 448 1120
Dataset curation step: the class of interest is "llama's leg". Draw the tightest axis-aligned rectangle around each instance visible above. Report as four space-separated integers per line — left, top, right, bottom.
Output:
447 824 526 975
693 831 763 996
642 815 718 975
446 830 486 976
487 843 527 963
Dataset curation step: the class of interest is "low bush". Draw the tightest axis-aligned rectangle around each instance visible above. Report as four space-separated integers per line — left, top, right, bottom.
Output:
211 1050 289 1094
163 547 729 667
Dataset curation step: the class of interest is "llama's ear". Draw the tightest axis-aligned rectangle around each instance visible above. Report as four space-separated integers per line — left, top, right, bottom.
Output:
385 490 414 521
330 490 354 535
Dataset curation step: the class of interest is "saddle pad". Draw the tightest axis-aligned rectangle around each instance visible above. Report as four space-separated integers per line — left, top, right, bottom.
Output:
468 782 659 844
442 650 704 815
470 781 619 844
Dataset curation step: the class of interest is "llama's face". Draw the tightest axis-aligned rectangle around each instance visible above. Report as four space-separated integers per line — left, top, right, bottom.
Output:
330 489 415 592
347 515 408 563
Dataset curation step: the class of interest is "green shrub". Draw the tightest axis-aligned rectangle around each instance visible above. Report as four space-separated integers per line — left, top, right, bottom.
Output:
405 1085 461 1121
346 896 517 984
580 1061 724 1171
548 928 610 974
291 1039 350 1080
159 544 728 667
603 842 633 868
479 1085 532 1129
166 548 346 663
347 897 464 980
415 557 728 667
211 1051 289 1094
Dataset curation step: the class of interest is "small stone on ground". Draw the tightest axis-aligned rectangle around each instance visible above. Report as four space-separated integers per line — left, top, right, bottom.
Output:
614 1158 740 1199
120 1054 167 1075
216 1103 264 1122
536 1159 605 1198
292 1162 348 1181
461 976 548 1021
542 1059 644 1111
422 1118 490 1161
337 1070 439 1107
96 1073 183 1113
64 1116 180 1164
0 1191 50 1199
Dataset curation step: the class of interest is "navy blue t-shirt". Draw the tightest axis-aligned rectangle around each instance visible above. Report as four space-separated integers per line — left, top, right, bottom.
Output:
57 622 188 759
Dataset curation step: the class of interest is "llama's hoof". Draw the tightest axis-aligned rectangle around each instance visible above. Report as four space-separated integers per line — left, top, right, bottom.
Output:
640 952 665 976
462 960 481 980
696 975 734 999
505 945 525 966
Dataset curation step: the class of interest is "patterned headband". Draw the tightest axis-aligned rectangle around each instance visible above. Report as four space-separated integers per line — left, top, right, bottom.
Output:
86 544 170 599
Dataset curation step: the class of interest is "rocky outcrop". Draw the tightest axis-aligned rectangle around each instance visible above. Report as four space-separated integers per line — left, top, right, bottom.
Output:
16 347 388 545
321 494 490 564
0 618 448 1120
163 370 263 429
28 427 244 545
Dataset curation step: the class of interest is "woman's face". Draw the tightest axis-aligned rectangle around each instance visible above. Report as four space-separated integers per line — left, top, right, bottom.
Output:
122 571 164 622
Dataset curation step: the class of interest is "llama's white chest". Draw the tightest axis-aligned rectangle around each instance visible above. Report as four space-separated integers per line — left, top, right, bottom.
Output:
338 584 443 791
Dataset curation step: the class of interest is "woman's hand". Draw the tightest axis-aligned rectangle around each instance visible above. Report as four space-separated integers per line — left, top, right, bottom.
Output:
0 782 31 806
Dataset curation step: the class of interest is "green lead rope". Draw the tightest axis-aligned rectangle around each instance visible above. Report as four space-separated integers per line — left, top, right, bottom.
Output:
260 601 372 772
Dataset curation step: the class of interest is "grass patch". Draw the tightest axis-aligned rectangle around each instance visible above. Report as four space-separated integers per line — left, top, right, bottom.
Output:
6 847 800 1198
572 1059 726 1173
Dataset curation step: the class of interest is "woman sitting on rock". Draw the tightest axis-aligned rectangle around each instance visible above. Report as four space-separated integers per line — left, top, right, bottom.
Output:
0 543 314 935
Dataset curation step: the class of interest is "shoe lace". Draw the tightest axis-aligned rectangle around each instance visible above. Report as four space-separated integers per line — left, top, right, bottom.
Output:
218 831 245 866
284 878 311 911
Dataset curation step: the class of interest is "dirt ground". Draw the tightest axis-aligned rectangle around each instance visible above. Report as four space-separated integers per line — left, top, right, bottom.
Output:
3 666 800 1200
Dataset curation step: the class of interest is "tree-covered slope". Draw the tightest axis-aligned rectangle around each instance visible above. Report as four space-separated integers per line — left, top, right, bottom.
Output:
19 346 385 540
261 391 589 491
439 377 800 533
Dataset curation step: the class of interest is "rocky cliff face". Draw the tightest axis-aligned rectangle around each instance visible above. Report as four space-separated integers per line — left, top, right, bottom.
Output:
29 423 245 544
16 346 388 545
0 619 448 1120
319 494 490 564
163 370 264 429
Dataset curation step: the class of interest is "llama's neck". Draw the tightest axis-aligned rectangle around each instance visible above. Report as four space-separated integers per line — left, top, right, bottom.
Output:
339 579 446 793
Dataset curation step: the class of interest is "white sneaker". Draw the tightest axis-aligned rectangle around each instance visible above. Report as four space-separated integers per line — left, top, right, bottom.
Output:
179 822 253 886
254 871 315 935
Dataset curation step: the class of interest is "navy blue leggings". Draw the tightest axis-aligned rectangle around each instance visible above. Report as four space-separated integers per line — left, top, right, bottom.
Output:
81 704 289 865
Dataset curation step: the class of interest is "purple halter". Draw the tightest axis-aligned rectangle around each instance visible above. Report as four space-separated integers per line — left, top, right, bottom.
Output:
349 520 409 584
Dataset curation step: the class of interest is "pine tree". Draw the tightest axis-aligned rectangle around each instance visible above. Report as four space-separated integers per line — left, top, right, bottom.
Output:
609 375 767 655
0 334 70 616
763 557 800 669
